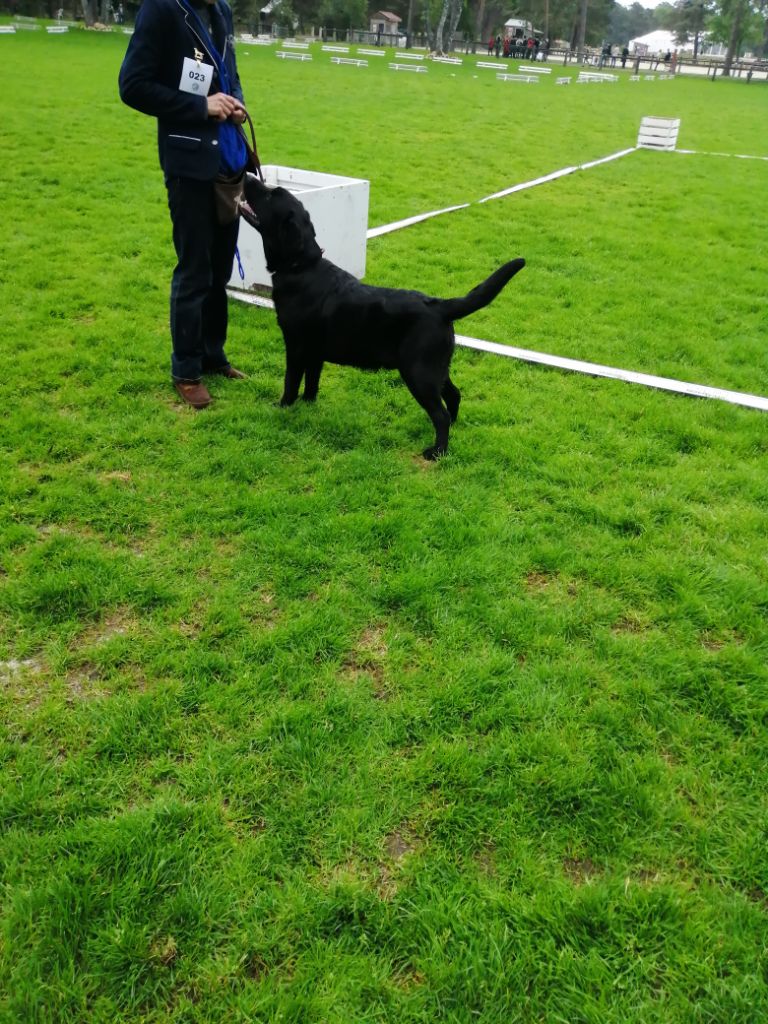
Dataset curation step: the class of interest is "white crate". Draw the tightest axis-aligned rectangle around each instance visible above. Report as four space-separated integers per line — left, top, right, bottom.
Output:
231 166 370 289
637 116 680 150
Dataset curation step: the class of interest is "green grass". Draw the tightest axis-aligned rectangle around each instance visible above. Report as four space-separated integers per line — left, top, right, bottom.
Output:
1 31 768 1023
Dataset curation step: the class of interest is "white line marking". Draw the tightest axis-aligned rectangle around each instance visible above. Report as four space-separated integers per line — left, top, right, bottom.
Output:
368 148 636 234
227 291 768 413
367 203 471 238
675 149 768 161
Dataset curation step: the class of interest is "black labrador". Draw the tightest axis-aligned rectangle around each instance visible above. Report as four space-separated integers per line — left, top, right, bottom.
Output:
239 174 525 459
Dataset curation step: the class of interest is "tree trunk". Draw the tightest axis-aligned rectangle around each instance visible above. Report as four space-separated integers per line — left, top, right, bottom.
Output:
722 0 746 76
446 0 462 52
576 0 588 59
80 0 96 26
405 0 414 48
472 0 485 54
434 0 450 53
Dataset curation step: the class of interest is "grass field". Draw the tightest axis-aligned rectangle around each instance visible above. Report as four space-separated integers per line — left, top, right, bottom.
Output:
1 29 768 1023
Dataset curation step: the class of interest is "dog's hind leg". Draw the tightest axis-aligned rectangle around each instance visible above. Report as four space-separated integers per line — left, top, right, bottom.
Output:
302 360 324 402
400 366 452 461
442 377 461 423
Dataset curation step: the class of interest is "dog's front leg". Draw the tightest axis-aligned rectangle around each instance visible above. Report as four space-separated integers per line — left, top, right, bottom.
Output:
302 359 324 402
280 347 305 406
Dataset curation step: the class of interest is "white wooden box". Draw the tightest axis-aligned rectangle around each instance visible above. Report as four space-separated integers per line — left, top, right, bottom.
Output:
637 116 680 150
230 165 370 289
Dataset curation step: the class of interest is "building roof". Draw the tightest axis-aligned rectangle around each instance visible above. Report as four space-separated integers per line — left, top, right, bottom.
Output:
372 11 401 23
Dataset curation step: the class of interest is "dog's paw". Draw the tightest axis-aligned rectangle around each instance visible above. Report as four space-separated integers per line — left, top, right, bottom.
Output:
422 445 446 462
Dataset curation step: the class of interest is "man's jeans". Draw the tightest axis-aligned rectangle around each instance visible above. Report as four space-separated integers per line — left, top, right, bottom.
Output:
166 176 239 382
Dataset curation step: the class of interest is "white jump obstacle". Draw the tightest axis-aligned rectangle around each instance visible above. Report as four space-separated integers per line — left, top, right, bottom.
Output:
519 64 551 74
630 75 640 81
12 21 39 29
276 51 312 61
497 73 539 84
637 116 680 150
0 25 17 32
394 51 424 60
389 63 427 73
432 55 462 65
46 25 68 32
322 44 349 53
230 165 369 289
357 48 385 57
577 71 618 83
644 74 657 81
477 61 506 70
282 40 309 49
331 56 367 67
556 76 571 85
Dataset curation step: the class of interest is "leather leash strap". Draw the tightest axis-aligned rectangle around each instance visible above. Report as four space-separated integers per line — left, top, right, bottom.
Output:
239 109 265 182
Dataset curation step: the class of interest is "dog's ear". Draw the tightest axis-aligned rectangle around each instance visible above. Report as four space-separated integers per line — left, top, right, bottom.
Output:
279 210 306 259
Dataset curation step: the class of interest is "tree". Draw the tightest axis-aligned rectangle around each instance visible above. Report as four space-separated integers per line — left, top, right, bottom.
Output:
665 0 712 56
722 0 750 71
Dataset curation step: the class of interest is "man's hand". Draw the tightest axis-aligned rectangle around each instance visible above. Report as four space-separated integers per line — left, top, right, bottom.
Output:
207 93 245 122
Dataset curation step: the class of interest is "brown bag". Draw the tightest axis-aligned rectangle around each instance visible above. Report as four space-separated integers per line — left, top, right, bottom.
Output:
212 110 265 226
213 168 245 225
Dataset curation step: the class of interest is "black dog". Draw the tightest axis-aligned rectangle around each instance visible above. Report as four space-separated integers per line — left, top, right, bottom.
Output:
239 174 525 459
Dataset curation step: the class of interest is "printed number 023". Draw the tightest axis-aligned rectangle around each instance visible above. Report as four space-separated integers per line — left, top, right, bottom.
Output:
189 70 206 81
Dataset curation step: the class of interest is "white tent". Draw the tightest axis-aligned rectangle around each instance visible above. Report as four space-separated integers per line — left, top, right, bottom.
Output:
629 30 680 56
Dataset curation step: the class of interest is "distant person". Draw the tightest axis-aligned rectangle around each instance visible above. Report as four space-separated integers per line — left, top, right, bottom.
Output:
488 36 494 55
495 35 502 58
503 36 509 58
526 36 534 60
621 45 629 68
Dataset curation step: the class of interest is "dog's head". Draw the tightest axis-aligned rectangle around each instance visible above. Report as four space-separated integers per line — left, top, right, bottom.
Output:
239 173 323 274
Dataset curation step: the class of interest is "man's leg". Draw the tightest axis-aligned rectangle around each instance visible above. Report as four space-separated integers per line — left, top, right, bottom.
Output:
167 176 216 383
201 215 240 374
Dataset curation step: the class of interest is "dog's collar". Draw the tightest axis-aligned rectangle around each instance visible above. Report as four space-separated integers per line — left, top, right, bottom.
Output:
267 248 324 275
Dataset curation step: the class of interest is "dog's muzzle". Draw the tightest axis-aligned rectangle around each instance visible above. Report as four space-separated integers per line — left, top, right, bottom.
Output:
238 198 259 226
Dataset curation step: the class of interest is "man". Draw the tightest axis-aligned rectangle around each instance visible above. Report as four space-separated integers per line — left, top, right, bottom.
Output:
119 0 248 409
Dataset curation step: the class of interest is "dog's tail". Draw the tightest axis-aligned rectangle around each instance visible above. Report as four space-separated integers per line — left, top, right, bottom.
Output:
438 258 525 322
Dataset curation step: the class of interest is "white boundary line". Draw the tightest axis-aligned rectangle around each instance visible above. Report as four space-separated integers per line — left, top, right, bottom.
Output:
367 203 470 239
227 291 768 413
676 149 768 161
367 148 637 237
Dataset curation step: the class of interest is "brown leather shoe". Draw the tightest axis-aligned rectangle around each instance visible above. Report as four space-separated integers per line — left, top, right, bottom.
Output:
174 380 212 409
209 365 247 380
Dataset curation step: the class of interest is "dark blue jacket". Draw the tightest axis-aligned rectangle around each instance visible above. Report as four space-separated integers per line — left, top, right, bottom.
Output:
119 0 244 181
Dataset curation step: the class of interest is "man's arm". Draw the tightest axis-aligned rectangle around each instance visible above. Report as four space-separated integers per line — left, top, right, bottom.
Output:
118 0 207 123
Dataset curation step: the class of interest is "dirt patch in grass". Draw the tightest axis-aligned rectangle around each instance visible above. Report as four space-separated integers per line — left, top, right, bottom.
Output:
341 624 390 699
612 613 648 634
0 658 46 709
78 607 137 647
377 827 419 899
563 856 600 885
525 570 553 591
700 629 744 652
